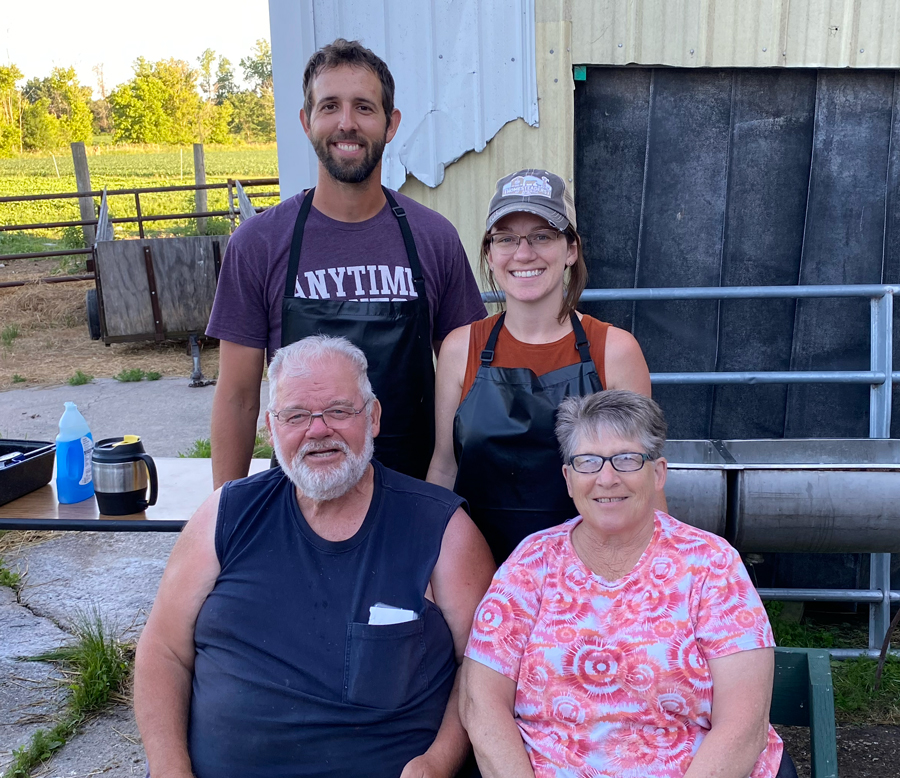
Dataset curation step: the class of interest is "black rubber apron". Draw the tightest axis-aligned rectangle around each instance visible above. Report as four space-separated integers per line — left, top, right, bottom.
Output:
280 188 435 480
453 313 602 563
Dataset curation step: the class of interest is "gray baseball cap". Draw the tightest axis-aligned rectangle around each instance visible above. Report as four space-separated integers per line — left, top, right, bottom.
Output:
485 169 576 231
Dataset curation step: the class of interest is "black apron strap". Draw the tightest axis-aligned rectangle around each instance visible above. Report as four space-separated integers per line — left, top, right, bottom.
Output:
284 188 315 300
571 312 592 364
382 187 428 311
481 312 506 366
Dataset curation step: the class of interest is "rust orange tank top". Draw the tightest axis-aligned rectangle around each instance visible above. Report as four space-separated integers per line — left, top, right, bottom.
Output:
461 313 610 401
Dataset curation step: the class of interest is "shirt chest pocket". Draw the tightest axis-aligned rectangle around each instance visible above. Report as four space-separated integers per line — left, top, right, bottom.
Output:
343 619 429 709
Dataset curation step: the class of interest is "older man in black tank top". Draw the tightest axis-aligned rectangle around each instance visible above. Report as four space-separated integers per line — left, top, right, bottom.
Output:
135 336 494 778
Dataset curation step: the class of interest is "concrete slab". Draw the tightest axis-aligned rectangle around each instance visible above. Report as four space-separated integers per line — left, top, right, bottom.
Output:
0 377 269 457
10 533 177 637
0 588 69 771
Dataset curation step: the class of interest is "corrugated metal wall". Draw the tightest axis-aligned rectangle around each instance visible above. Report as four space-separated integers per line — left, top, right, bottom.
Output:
572 0 900 69
403 0 900 271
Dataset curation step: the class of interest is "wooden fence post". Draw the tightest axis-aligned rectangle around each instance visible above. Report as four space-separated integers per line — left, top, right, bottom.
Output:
194 143 207 235
71 142 95 247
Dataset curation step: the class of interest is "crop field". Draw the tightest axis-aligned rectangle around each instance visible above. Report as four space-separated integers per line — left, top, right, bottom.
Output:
0 145 280 262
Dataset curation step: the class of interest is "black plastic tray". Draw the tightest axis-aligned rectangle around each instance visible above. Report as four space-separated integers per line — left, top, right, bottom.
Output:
0 440 56 507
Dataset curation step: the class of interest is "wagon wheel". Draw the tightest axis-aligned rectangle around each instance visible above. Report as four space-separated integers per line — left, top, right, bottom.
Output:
86 288 101 340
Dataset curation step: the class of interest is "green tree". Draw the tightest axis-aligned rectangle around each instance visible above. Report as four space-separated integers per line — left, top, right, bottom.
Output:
226 90 275 142
226 39 275 142
214 57 237 105
239 39 272 93
197 48 216 103
204 101 233 144
21 67 92 143
0 64 23 156
91 64 113 136
22 97 62 150
109 58 201 144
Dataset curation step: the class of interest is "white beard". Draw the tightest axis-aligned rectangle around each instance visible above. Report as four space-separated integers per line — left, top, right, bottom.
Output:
273 422 374 501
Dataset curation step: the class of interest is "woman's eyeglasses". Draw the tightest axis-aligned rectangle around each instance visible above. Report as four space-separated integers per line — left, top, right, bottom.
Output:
568 452 652 474
488 229 563 255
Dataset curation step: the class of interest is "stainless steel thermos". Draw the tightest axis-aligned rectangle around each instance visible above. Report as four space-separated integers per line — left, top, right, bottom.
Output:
91 436 158 515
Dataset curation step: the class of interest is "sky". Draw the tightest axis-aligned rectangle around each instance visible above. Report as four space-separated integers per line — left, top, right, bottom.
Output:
1 0 272 97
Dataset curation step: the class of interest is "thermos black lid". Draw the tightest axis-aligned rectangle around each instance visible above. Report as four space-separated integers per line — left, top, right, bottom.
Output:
92 436 147 464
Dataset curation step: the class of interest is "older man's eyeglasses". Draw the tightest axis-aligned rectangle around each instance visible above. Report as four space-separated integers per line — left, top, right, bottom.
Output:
270 405 366 429
568 452 652 474
489 229 563 255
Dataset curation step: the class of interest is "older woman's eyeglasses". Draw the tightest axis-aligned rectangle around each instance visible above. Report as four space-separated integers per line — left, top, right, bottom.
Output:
568 453 652 474
270 405 366 429
489 229 562 255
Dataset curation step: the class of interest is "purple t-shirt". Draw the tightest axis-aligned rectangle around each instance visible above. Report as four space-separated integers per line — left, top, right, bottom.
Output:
207 190 487 360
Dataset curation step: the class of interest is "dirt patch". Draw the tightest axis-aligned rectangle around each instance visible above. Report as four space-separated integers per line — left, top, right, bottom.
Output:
0 259 219 388
780 724 900 778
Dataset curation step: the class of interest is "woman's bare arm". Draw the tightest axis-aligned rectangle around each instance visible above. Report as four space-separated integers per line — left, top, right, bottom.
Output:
426 325 470 490
683 647 775 778
459 659 536 778
603 326 652 396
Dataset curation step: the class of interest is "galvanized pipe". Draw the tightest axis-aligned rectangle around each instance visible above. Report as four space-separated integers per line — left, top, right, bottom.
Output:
758 588 900 603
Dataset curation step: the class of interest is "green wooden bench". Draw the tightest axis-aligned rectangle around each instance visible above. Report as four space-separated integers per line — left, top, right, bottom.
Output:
771 647 838 778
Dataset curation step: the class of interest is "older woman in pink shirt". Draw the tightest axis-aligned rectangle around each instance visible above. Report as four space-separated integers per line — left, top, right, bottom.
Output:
460 390 795 778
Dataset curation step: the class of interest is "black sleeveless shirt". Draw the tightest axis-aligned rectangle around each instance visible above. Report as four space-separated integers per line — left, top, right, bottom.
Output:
188 463 463 777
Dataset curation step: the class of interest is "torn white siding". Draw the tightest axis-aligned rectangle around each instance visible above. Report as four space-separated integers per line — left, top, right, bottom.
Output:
268 0 538 198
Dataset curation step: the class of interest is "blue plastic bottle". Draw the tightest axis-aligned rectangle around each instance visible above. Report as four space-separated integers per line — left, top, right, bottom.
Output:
56 402 95 504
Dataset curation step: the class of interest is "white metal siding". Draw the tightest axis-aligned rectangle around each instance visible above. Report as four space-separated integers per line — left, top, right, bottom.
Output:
268 0 538 198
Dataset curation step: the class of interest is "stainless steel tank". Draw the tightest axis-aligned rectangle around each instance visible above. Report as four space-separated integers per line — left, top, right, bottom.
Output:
660 440 729 536
723 439 900 553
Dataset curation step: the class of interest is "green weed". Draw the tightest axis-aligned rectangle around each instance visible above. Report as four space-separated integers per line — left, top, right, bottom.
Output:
11 374 26 383
0 560 21 589
179 437 211 458
832 656 900 724
114 368 146 382
1 324 20 348
3 607 132 778
67 370 93 386
145 370 162 381
3 721 76 778
179 430 272 460
253 430 273 459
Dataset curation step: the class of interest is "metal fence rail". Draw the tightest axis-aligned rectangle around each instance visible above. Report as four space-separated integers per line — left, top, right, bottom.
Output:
0 177 278 263
484 283 899 655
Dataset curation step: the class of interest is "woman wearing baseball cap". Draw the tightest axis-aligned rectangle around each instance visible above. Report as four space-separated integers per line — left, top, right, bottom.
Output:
426 169 654 564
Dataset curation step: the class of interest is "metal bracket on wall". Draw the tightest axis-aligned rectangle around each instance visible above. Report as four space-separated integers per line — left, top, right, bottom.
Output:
142 245 165 342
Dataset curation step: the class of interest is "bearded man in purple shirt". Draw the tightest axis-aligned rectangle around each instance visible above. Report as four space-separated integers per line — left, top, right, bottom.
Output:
206 38 486 487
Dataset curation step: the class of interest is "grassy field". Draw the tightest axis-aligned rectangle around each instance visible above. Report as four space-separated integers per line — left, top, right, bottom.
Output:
0 145 280 265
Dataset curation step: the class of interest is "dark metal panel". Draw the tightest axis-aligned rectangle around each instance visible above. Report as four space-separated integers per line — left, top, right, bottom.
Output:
885 73 900 439
633 69 733 438
786 71 896 437
574 68 651 332
710 70 818 438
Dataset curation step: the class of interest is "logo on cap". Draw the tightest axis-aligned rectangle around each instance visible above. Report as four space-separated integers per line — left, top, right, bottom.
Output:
502 175 552 199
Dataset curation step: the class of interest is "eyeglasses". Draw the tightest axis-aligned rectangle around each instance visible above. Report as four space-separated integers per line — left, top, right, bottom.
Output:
488 229 563 255
270 404 367 429
568 452 652 474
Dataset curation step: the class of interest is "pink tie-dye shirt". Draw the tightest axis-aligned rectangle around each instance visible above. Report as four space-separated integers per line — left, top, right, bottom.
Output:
465 511 782 778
